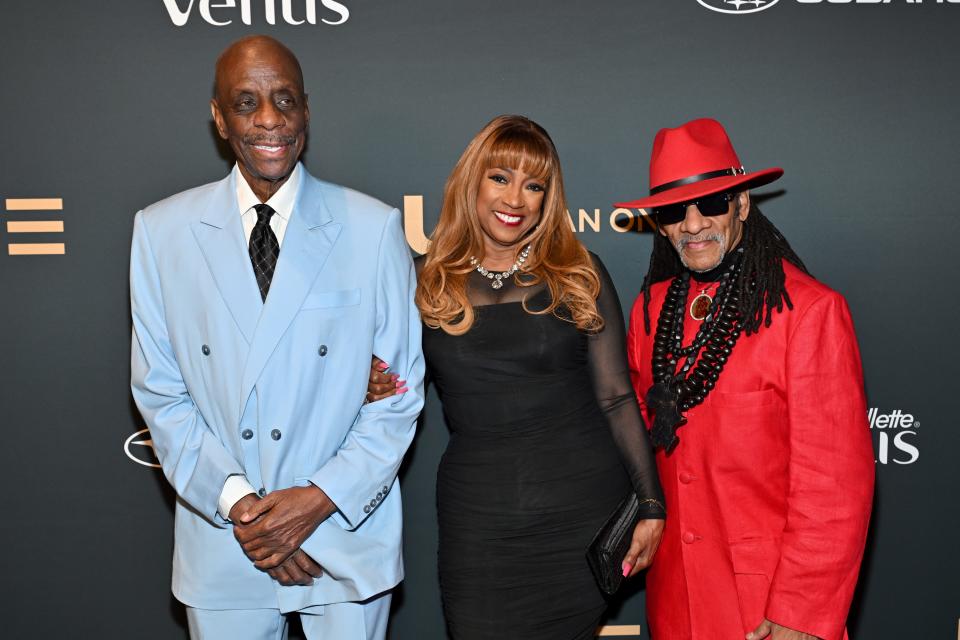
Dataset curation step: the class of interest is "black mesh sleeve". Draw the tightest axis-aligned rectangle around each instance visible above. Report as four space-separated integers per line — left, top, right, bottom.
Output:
586 254 666 519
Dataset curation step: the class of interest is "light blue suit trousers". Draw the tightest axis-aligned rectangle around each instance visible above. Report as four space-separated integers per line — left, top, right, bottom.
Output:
186 592 391 640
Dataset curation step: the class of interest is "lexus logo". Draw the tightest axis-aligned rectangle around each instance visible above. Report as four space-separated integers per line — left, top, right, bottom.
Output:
124 428 161 468
697 0 780 14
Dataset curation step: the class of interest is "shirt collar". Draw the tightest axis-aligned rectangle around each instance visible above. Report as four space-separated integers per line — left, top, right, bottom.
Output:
234 162 302 222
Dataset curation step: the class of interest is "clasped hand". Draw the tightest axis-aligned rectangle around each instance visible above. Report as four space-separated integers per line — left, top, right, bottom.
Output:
230 486 335 586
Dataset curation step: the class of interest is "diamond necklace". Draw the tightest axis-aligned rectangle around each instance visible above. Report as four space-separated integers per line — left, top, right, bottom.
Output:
469 244 531 290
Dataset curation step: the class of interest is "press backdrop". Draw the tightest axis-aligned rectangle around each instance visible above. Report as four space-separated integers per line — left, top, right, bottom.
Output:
1 1 957 638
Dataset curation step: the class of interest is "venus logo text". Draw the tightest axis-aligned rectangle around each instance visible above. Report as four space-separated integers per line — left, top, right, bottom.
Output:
161 0 351 27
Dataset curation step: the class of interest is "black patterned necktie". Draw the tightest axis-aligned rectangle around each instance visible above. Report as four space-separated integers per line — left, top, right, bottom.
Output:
249 203 280 301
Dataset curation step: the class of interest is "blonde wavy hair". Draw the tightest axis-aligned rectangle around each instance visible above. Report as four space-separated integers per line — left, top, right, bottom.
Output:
416 115 603 336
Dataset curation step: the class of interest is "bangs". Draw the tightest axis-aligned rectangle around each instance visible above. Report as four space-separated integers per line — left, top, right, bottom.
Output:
484 127 555 182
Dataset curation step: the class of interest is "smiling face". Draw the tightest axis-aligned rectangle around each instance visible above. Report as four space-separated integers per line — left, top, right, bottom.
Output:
474 165 545 261
211 37 309 202
658 191 750 272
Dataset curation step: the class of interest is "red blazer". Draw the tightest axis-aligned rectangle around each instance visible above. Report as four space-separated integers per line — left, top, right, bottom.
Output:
627 262 874 640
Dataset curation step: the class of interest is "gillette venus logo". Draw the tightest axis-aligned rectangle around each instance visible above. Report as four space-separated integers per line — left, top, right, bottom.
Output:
698 0 958 14
161 0 351 27
869 408 919 465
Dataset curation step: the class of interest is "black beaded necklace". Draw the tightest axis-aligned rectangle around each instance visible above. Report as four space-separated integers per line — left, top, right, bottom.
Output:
646 250 744 453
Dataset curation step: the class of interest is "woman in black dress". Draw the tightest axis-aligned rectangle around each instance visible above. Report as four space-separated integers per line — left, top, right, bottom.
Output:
370 115 665 639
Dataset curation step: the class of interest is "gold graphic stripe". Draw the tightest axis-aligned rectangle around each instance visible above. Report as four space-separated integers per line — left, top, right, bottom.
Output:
8 243 66 255
598 625 642 636
7 221 64 233
403 195 431 255
5 198 63 211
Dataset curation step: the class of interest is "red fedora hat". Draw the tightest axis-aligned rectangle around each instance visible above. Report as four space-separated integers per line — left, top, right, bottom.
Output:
615 118 783 210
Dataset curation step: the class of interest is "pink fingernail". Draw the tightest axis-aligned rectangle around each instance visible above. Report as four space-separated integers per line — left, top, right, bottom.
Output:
621 562 632 577
397 387 409 394
378 362 389 370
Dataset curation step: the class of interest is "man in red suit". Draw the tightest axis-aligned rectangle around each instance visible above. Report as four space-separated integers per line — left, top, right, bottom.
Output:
615 119 874 640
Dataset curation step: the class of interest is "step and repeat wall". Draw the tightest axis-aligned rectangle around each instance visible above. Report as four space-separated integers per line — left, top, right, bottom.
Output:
1 1 957 638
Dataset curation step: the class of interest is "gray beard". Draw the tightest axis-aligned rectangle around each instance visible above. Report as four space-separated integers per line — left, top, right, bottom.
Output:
676 233 726 272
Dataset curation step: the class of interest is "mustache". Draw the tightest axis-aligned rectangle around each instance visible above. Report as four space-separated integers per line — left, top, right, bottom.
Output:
244 134 297 146
675 233 723 251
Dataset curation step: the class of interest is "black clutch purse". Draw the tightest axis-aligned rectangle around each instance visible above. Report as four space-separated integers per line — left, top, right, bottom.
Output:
586 492 640 595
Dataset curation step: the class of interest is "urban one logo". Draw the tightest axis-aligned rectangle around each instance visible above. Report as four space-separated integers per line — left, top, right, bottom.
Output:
698 0 958 13
869 408 919 465
162 0 351 26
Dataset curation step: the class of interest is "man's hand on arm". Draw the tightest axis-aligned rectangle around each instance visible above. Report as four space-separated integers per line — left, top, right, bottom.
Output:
747 619 821 640
232 485 336 569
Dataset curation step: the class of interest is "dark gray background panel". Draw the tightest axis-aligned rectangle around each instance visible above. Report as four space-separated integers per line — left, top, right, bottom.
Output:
1 1 956 637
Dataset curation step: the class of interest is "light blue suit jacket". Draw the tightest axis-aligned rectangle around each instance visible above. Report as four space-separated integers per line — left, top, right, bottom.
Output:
130 166 424 612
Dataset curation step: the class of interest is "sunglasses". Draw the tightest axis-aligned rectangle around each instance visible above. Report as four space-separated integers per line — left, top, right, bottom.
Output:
651 192 735 226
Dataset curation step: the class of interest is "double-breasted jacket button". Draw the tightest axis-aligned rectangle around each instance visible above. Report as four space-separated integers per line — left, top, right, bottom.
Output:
376 491 383 501
363 505 371 514
241 429 254 440
681 531 697 544
258 488 267 498
318 344 328 357
382 485 389 494
679 472 694 484
369 499 377 508
270 429 282 441
201 344 210 356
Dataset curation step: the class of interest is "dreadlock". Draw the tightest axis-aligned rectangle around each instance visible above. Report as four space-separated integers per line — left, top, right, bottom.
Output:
640 200 810 336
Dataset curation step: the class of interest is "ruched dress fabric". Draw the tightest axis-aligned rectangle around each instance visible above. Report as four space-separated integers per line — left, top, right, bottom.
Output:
420 254 665 640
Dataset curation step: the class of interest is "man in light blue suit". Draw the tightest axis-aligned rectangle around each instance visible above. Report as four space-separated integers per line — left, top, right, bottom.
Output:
130 35 424 639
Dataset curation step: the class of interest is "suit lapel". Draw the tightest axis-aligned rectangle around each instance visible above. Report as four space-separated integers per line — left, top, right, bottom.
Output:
191 173 261 344
240 173 342 404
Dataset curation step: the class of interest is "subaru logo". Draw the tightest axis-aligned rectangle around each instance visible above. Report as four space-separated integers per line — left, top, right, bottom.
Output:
124 428 161 468
697 0 780 14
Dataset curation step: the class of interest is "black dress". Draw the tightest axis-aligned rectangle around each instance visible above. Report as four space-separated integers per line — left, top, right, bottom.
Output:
421 254 665 640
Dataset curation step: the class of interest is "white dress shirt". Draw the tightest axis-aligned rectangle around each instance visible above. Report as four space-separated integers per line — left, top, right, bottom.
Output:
217 162 302 520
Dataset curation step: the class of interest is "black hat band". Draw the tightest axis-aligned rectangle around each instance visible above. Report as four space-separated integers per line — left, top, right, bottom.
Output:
649 166 746 196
